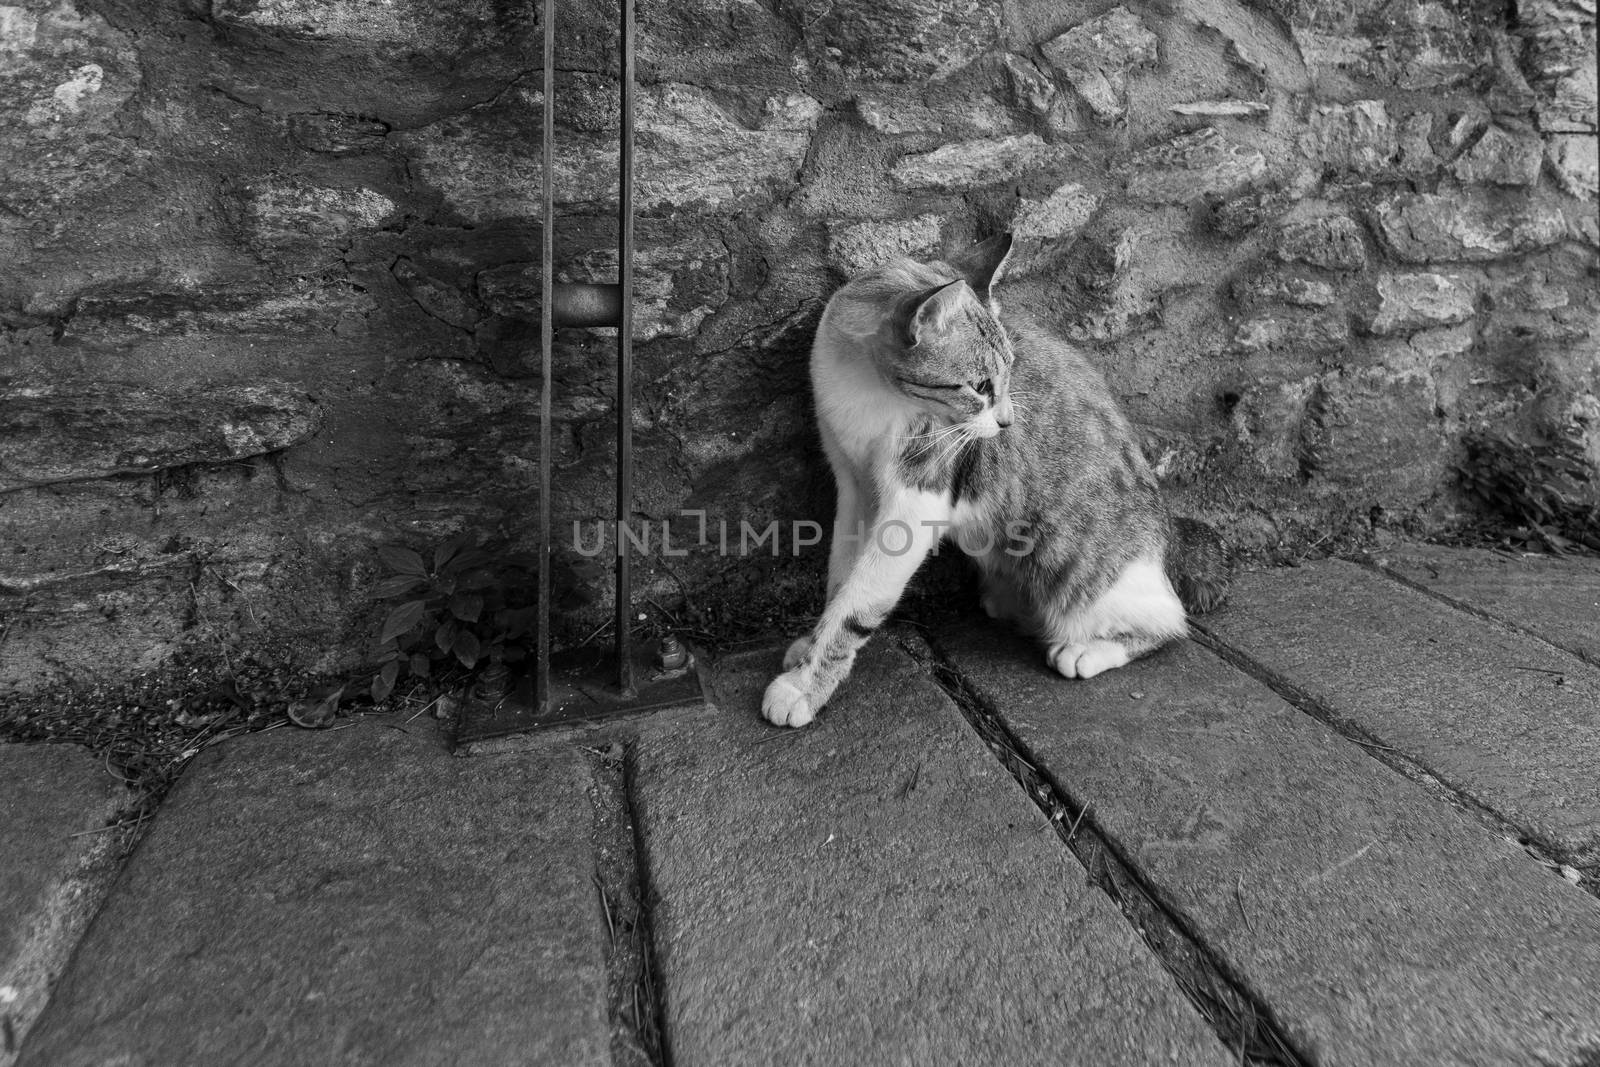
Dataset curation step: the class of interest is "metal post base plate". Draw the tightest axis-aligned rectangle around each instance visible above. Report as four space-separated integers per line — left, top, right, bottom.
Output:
457 641 709 743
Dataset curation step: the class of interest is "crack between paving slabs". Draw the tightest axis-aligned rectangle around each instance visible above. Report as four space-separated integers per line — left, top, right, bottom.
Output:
586 739 675 1067
898 630 1311 1067
1356 558 1600 671
1188 623 1600 898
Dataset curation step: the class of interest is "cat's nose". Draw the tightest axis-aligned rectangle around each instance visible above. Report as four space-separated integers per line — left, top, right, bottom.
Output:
994 399 1014 427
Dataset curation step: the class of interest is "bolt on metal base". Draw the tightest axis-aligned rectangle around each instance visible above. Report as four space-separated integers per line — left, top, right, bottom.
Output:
458 635 709 743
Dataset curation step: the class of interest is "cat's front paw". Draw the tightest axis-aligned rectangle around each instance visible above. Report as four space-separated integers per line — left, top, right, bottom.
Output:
782 634 814 670
762 671 816 728
1048 639 1130 679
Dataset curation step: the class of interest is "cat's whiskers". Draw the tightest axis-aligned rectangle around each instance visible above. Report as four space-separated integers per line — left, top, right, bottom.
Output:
900 422 966 443
900 420 969 460
932 421 978 470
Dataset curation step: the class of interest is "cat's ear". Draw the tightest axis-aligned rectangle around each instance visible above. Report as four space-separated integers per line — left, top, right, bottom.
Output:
945 233 1013 300
896 280 968 347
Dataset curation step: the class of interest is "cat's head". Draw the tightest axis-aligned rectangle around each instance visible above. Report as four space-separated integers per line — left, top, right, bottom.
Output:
881 234 1016 438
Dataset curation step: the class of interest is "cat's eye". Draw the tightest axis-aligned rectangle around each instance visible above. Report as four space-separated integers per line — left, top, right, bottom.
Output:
973 379 994 397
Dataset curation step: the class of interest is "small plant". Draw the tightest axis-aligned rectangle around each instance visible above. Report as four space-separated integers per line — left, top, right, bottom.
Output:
367 533 541 702
1457 428 1600 553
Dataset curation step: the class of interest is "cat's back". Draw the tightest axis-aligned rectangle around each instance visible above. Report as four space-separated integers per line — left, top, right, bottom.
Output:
972 306 1169 571
1001 309 1140 448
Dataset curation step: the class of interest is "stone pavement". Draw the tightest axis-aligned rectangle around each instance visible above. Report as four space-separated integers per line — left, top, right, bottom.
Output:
4 546 1600 1066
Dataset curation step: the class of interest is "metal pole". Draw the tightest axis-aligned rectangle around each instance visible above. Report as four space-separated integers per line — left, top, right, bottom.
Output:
615 0 636 697
536 0 555 714
459 0 706 741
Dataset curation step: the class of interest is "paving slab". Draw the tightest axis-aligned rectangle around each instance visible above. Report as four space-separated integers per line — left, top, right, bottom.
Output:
630 639 1233 1067
0 743 131 1067
17 718 612 1067
1368 545 1600 665
1201 559 1600 862
939 623 1600 1067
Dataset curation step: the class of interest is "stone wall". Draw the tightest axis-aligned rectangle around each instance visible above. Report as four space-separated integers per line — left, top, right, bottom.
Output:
1 0 1595 692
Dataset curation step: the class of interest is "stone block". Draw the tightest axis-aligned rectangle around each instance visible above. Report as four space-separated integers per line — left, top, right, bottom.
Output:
198 0 542 122
637 85 819 212
1001 53 1056 114
0 384 322 492
1228 310 1351 356
404 83 817 220
637 0 799 88
1372 322 1476 379
287 112 391 154
1206 186 1296 238
1040 6 1159 124
1368 273 1476 335
785 0 998 80
1052 212 1207 342
856 89 1027 139
1124 127 1266 203
1382 0 1486 89
1547 134 1599 200
236 179 396 264
632 237 732 342
1230 378 1316 479
1302 369 1447 501
1372 191 1568 262
1276 212 1368 271
0 744 130 1063
1010 182 1101 240
1514 0 1598 132
1453 125 1546 186
36 282 372 342
1169 99 1269 118
1304 100 1436 179
15 723 613 1067
1043 95 1087 139
391 257 479 331
1289 0 1486 91
0 465 336 693
1004 184 1103 276
0 3 140 217
890 134 1071 192
204 0 544 123
1233 270 1338 308
212 0 419 43
827 215 944 276
1487 261 1574 311
853 96 944 135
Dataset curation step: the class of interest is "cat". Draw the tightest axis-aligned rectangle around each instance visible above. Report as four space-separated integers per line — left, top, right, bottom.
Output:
763 232 1230 728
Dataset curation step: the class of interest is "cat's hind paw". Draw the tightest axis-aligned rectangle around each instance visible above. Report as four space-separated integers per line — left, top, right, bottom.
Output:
762 671 816 728
1048 639 1130 679
782 634 814 670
